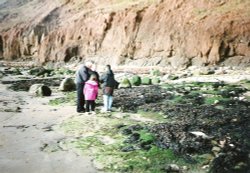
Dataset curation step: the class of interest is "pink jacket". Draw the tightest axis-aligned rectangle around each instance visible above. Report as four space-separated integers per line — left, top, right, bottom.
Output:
84 80 99 100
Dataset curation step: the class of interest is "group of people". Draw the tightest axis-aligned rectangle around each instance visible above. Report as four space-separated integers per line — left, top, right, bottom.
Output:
75 61 116 114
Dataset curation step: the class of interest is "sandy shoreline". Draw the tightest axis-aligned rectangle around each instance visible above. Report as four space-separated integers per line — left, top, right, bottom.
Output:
0 83 97 173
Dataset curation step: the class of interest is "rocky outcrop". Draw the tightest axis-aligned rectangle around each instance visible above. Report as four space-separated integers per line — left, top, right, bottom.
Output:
0 0 250 68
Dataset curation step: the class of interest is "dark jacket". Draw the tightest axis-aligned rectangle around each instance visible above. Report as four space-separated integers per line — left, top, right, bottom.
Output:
75 66 91 84
100 69 116 95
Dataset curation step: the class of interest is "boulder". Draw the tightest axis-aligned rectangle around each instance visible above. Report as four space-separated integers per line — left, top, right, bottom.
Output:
59 77 76 91
199 67 215 75
168 75 179 80
151 78 161 85
130 75 141 86
164 164 181 172
29 84 52 96
141 77 152 85
119 78 132 88
150 69 161 76
29 67 53 76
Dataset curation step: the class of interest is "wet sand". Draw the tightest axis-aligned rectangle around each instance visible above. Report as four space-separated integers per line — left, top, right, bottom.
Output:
0 83 97 173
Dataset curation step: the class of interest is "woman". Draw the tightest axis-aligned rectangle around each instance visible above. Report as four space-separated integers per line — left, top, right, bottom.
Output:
100 65 116 112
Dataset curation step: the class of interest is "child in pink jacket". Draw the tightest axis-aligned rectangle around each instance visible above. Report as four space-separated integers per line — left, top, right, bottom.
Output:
83 74 99 113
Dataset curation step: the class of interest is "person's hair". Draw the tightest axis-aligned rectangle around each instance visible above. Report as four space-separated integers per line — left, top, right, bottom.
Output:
90 74 97 81
85 60 95 68
106 64 111 71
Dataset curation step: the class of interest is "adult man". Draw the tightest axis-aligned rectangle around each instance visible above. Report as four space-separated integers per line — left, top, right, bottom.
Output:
75 61 94 113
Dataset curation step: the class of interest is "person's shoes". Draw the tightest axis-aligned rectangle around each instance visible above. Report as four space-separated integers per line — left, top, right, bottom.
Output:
77 110 85 113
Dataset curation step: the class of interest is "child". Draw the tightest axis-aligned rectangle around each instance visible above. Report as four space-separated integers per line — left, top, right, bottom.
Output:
83 74 99 113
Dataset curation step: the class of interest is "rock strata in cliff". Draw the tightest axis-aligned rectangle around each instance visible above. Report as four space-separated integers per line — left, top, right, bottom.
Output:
0 0 250 68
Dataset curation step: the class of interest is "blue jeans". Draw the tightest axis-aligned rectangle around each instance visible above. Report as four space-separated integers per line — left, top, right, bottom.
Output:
103 95 113 111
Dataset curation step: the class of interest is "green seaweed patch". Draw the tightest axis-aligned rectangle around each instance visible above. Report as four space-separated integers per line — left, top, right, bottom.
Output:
139 130 155 143
49 92 76 106
59 111 151 137
72 136 104 151
167 93 203 105
59 112 206 173
137 110 166 122
97 146 202 173
169 95 186 104
161 83 175 91
239 80 250 90
102 133 200 171
71 133 198 173
204 95 231 105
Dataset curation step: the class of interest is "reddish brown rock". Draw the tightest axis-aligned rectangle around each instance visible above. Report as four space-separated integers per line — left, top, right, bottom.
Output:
0 0 249 68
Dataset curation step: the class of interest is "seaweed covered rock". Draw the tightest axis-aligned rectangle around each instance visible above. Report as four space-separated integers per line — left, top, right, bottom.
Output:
152 78 161 85
29 84 52 96
113 86 169 111
59 77 76 91
29 67 53 77
130 75 141 86
150 69 161 76
119 78 132 88
141 77 152 85
209 142 250 173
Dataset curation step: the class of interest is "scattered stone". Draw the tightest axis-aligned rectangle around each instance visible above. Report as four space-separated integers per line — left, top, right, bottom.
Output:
130 75 141 86
29 84 52 96
164 164 180 172
151 77 161 85
124 133 140 143
212 146 221 155
150 69 161 76
168 75 179 80
16 106 21 112
127 124 143 131
199 67 215 75
115 124 126 129
3 125 29 129
42 125 54 132
29 67 53 76
139 141 152 150
202 165 209 169
189 131 212 139
119 78 132 88
141 77 152 85
121 146 136 152
59 77 76 91
122 128 133 135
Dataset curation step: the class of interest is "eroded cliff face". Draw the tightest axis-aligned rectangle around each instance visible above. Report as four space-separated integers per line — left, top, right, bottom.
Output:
0 0 250 68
